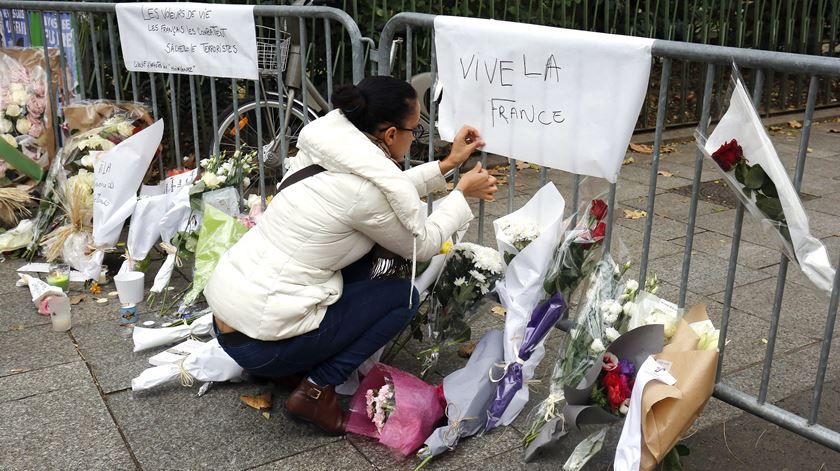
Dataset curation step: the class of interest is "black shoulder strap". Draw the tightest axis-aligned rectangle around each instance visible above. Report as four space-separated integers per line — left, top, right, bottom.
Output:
277 164 326 192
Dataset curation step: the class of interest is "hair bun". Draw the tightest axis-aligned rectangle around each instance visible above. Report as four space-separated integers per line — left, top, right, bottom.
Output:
332 84 367 115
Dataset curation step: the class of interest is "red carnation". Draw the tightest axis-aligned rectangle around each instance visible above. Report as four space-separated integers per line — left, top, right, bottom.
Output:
590 199 608 221
711 139 744 172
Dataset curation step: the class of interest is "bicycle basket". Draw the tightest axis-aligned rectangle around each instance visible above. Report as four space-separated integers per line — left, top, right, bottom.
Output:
255 25 291 75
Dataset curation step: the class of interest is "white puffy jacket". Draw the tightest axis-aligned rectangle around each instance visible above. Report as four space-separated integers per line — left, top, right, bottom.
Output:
204 110 474 341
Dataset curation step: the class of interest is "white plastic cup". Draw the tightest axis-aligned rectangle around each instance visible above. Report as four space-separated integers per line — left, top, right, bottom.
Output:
49 296 72 332
114 271 145 304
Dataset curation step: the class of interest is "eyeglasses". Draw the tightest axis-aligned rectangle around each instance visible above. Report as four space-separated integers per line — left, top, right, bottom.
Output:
379 124 424 139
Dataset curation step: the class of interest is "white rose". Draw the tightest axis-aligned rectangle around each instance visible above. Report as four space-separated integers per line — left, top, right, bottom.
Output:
217 174 227 185
117 121 135 137
623 301 634 316
5 104 21 118
201 172 221 189
590 338 606 354
80 153 95 168
600 300 613 313
609 301 623 317
619 399 630 415
246 194 261 209
1 133 17 148
9 83 25 93
0 119 11 133
12 89 29 106
604 309 619 324
625 279 639 291
15 118 31 135
242 177 250 187
605 327 620 342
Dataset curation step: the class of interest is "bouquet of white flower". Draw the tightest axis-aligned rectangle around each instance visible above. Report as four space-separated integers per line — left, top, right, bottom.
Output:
498 219 540 265
192 149 256 194
419 242 504 376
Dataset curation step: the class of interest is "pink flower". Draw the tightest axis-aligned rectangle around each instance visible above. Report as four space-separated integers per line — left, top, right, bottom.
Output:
26 96 46 117
27 120 43 138
32 81 46 97
602 352 619 372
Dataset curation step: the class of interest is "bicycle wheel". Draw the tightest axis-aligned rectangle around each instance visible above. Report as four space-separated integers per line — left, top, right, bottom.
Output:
215 98 318 170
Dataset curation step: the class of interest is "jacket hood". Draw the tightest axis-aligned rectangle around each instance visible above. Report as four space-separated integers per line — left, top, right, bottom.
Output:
297 109 423 235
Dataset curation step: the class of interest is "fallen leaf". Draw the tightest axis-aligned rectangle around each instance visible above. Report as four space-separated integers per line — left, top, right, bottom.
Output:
262 412 271 420
107 291 119 297
629 143 654 154
487 167 507 177
240 392 272 411
761 338 768 344
69 294 85 305
788 120 802 129
515 160 531 170
529 163 541 171
712 207 726 213
9 368 25 374
768 125 783 132
623 209 647 220
657 170 674 177
828 128 840 133
446 182 455 191
661 144 676 154
457 341 477 359
95 298 109 304
623 156 635 165
807 147 814 153
490 305 507 317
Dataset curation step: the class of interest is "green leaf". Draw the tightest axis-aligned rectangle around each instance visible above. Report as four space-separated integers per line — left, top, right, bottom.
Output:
744 164 766 190
761 177 779 198
734 161 748 184
755 194 784 221
0 137 43 182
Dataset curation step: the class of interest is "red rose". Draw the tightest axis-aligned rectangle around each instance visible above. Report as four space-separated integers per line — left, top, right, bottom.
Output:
592 221 606 241
711 139 744 172
590 199 608 220
603 371 626 410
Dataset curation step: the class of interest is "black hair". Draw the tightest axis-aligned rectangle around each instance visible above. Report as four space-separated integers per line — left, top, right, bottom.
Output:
331 75 418 134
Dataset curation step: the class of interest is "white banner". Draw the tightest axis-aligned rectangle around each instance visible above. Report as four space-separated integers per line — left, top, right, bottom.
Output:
115 2 258 80
433 16 653 183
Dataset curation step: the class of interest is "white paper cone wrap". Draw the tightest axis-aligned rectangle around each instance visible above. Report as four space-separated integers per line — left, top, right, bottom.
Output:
132 313 214 352
131 338 244 391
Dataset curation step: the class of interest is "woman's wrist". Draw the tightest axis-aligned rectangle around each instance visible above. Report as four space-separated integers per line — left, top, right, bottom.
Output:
439 158 457 175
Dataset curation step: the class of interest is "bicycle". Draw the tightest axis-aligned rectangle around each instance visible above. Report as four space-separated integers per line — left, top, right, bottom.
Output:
213 2 449 192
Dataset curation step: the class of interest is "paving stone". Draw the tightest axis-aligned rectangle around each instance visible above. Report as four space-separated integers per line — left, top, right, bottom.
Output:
718 340 840 408
692 208 779 246
670 231 783 271
804 193 840 217
646 252 772 297
251 440 374 470
0 367 134 470
0 285 52 332
615 212 694 242
621 191 728 223
0 325 78 378
72 317 179 394
617 163 695 190
0 361 89 404
656 159 724 184
108 382 339 470
348 423 522 470
0 258 27 295
710 277 835 338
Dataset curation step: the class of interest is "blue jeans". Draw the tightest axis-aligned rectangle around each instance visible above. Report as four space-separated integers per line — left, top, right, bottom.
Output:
216 254 419 386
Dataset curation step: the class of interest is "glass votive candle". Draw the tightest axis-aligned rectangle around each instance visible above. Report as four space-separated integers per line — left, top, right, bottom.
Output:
47 263 71 291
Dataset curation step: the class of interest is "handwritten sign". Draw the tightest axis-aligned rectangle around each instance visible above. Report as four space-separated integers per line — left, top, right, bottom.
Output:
165 169 197 194
115 2 258 80
434 16 653 183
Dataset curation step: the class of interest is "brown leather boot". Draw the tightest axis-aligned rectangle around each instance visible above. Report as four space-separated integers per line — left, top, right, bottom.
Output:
284 379 347 436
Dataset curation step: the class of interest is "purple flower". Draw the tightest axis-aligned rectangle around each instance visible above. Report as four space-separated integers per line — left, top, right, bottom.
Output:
618 359 635 377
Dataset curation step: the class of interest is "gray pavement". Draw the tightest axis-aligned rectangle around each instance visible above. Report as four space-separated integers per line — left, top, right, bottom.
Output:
1 117 839 469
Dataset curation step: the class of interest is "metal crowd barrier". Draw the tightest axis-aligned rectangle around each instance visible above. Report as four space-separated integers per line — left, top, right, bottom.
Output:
0 0 365 201
378 12 840 452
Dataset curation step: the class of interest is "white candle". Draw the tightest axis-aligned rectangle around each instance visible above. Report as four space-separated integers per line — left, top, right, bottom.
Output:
51 314 72 332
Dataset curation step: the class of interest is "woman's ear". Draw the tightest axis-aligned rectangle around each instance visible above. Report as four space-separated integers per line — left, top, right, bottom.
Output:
380 126 398 145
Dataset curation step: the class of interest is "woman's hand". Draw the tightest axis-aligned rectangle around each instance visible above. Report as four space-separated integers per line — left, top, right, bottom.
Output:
439 125 486 175
455 162 497 201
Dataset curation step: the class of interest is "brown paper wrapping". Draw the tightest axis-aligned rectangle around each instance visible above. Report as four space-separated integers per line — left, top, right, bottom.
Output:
639 305 719 471
0 47 67 161
63 101 153 135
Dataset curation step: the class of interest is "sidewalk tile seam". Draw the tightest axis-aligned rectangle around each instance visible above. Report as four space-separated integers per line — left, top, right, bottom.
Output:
240 438 346 471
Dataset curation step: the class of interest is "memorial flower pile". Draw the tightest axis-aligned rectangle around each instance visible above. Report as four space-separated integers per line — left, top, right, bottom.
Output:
0 53 48 166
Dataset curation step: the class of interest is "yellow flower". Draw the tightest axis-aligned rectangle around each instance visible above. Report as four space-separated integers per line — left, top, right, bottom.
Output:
440 241 453 254
89 281 101 295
